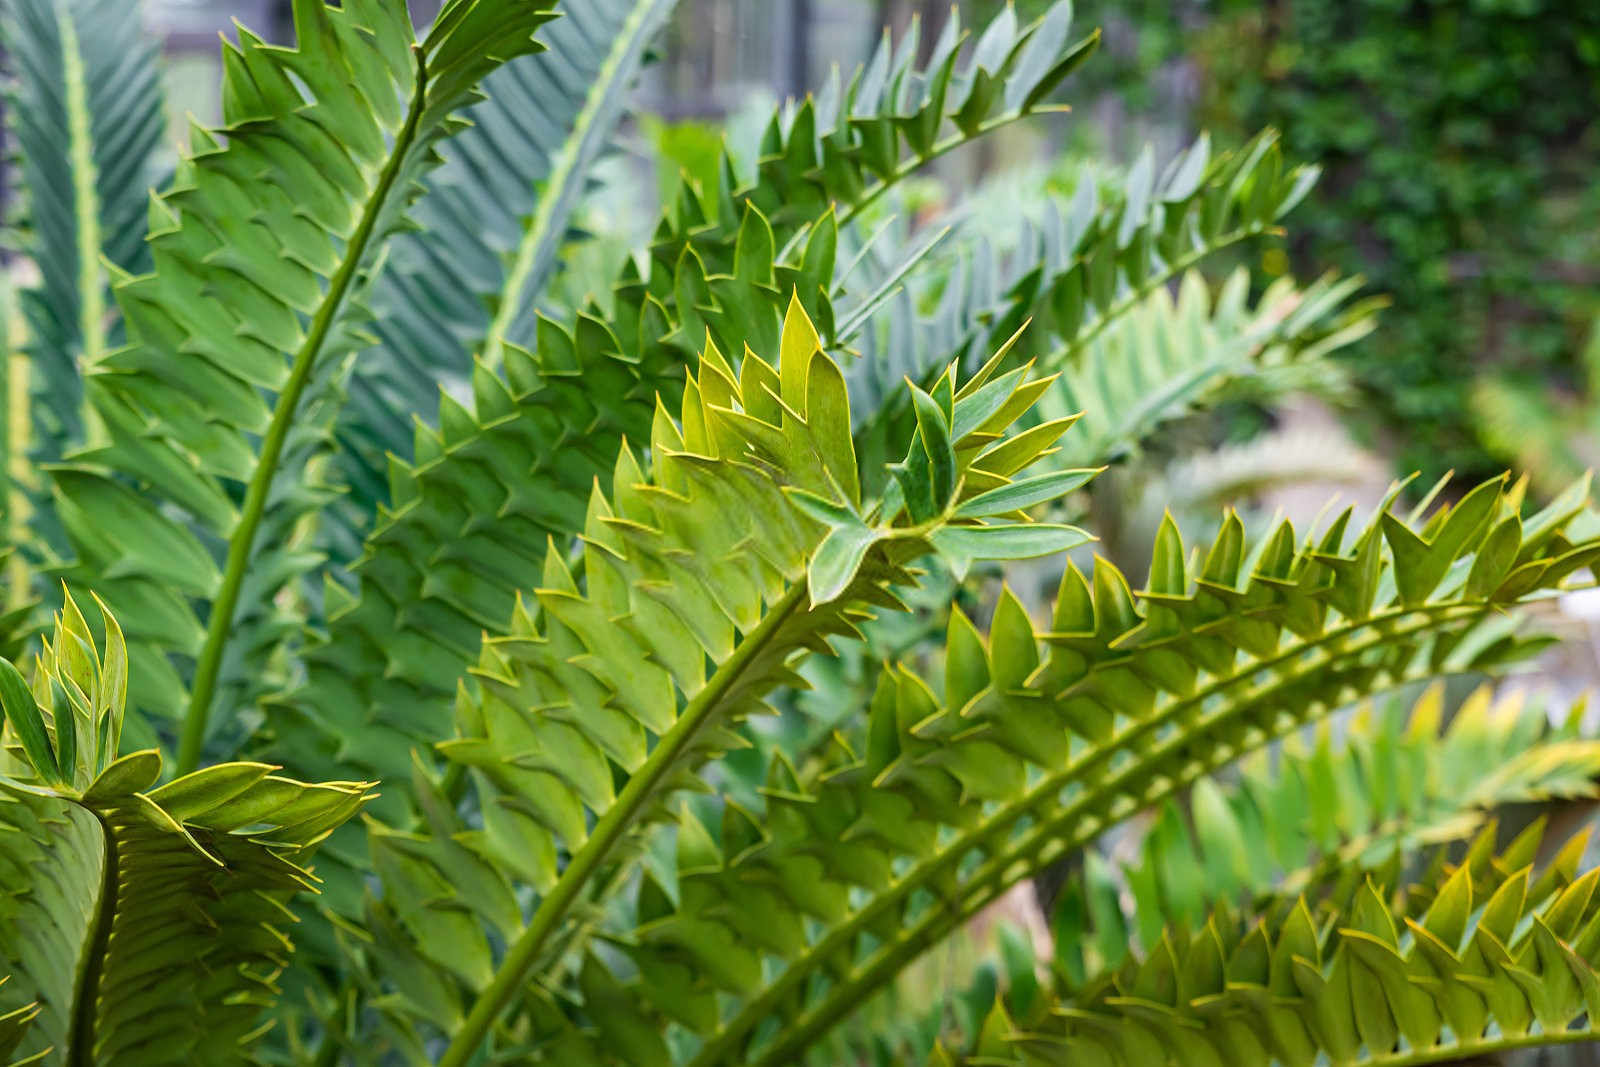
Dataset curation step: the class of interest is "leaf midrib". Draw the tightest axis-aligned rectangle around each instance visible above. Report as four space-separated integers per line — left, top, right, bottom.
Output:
175 47 431 774
694 601 1485 1065
437 580 811 1067
66 806 116 1067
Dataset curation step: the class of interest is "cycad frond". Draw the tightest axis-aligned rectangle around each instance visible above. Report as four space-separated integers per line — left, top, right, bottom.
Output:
847 131 1324 443
330 0 680 561
990 825 1600 1067
1046 268 1380 469
595 475 1600 1065
263 0 1102 820
0 592 372 1064
365 297 1089 1065
0 0 165 456
1054 684 1600 989
46 0 559 765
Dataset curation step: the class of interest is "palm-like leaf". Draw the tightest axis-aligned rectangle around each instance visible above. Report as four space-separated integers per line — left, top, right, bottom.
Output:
47 0 559 767
989 824 1600 1066
847 131 1321 464
1045 268 1379 469
356 298 1089 1063
1053 684 1600 990
0 593 371 1064
591 476 1600 1065
262 0 1100 814
329 0 680 563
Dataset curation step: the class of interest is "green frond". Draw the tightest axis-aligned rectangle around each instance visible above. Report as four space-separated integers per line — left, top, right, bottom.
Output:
260 0 1103 826
0 591 372 1064
45 0 559 763
1053 684 1600 990
1045 268 1380 468
359 297 1089 1064
1 0 165 457
589 474 1600 1065
330 0 680 563
987 824 1600 1066
847 130 1326 454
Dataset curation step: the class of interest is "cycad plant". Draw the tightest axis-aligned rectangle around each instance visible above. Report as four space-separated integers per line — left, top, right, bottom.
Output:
1 1 1599 1065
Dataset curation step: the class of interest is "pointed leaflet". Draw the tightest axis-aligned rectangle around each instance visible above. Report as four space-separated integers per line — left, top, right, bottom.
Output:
261 0 1106 824
1 0 165 459
44 0 559 768
612 475 1600 1066
353 305 1085 1065
0 596 372 1064
330 0 680 560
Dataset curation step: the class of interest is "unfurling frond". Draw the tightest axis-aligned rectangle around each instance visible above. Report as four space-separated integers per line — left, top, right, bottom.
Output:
0 592 371 1064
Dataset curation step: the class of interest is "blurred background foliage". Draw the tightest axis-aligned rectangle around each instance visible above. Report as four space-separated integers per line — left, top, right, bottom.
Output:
126 0 1600 491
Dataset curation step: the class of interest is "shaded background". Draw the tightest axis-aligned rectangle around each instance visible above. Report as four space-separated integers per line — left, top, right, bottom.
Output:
143 0 1600 491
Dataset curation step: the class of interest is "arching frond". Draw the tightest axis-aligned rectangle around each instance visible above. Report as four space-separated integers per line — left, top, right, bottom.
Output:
330 0 680 562
1053 684 1600 990
358 298 1090 1065
46 0 559 766
588 476 1600 1065
847 131 1329 463
988 825 1600 1067
1 0 165 457
263 0 1103 823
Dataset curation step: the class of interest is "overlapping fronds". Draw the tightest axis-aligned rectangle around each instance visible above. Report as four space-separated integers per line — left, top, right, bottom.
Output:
354 298 1090 1065
0 592 372 1064
984 825 1600 1066
47 0 559 764
583 474 1600 1065
1043 268 1379 468
332 0 680 557
756 267 1379 785
1053 684 1600 990
1 0 165 456
264 0 1101 815
529 0 1098 413
847 131 1323 448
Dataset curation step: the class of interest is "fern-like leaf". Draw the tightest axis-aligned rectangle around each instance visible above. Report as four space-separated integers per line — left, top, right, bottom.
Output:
597 475 1600 1065
847 131 1324 463
356 297 1088 1064
1053 684 1600 990
0 0 165 457
330 0 680 560
47 0 559 766
1044 268 1380 468
988 824 1600 1066
263 0 1099 815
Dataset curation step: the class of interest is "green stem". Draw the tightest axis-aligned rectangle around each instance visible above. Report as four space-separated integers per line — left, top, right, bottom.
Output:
696 602 1481 1065
480 0 669 369
67 808 118 1067
176 47 430 774
437 583 811 1067
58 3 103 371
1037 227 1261 375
